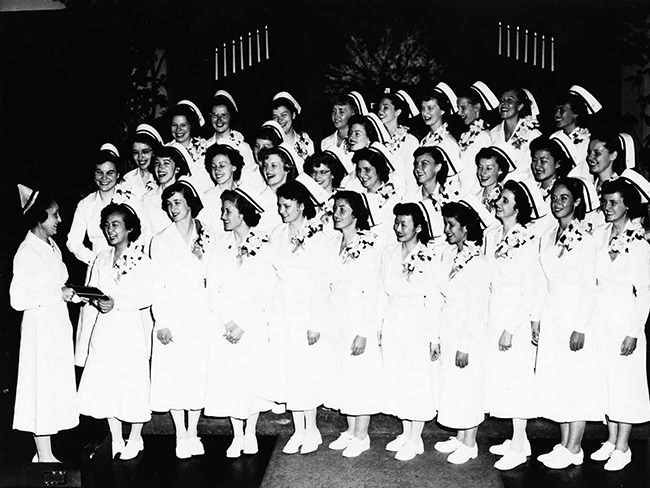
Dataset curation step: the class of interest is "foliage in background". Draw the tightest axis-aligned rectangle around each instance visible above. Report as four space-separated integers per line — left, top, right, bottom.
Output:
325 28 443 96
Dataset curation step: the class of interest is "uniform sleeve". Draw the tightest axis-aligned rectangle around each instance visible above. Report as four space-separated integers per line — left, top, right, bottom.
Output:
629 239 650 338
458 258 491 353
10 245 62 311
67 199 96 266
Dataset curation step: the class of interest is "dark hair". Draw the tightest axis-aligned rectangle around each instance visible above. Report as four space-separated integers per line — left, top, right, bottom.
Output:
211 94 237 117
100 203 142 242
276 181 316 219
589 132 625 176
377 93 408 125
475 147 509 182
96 149 124 177
441 202 484 245
352 148 391 184
551 177 587 221
170 103 200 137
154 146 190 178
131 133 159 176
421 91 453 124
24 192 57 230
393 202 431 244
412 146 450 186
332 190 370 231
529 136 572 178
204 144 244 182
456 89 483 110
600 178 643 220
347 114 379 144
255 126 283 147
331 94 357 113
304 152 347 188
500 87 532 118
502 180 532 226
555 92 588 120
220 189 262 227
161 181 204 217
272 97 298 117
260 147 298 183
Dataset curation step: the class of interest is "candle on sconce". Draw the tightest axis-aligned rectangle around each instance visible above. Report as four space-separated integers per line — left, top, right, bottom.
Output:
498 21 502 55
525 29 529 64
256 29 261 63
551 36 555 72
533 32 537 66
248 32 252 67
223 42 227 78
215 49 219 81
232 39 236 74
541 34 546 70
265 25 269 60
240 36 244 70
516 26 520 61
506 24 511 58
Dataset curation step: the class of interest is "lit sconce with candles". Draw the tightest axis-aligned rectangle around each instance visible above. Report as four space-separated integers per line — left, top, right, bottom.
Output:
497 22 554 72
214 25 270 80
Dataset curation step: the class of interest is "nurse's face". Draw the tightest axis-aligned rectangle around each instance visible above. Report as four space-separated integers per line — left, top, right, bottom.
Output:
221 199 245 232
272 105 294 135
154 157 178 187
476 157 502 188
393 214 421 243
102 211 131 248
332 199 357 231
420 99 444 127
348 123 370 151
132 142 153 170
38 202 62 238
310 163 333 192
331 103 353 130
587 139 617 177
94 161 119 193
531 149 559 184
165 191 192 223
498 90 523 121
601 192 628 224
210 105 231 134
457 97 480 126
277 197 303 224
413 153 440 186
495 188 518 222
254 138 274 165
377 98 400 127
554 103 578 131
210 154 235 185
444 216 468 247
171 115 191 144
262 154 288 189
356 160 381 192
550 184 579 221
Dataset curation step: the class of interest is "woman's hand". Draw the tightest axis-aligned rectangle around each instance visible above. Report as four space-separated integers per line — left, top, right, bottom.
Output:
498 330 513 351
225 324 245 344
569 331 585 351
531 321 540 345
620 336 637 356
61 286 75 302
430 342 440 362
94 296 114 314
307 330 321 345
157 328 173 345
455 350 469 368
350 335 366 356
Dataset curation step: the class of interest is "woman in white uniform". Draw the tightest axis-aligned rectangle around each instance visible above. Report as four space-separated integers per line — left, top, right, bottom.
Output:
325 191 382 458
380 202 442 461
11 187 78 462
535 177 602 469
484 180 544 470
590 178 650 471
473 147 511 214
435 199 491 465
150 180 213 459
77 203 153 460
265 180 330 455
204 187 275 458
272 91 314 165
123 124 162 201
587 132 625 194
257 144 299 233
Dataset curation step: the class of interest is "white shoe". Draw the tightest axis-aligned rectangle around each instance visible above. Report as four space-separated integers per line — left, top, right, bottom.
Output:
226 437 244 458
447 443 478 464
342 436 370 458
175 439 192 460
300 431 322 454
112 439 126 459
395 439 424 461
542 445 583 469
590 441 616 461
329 433 354 450
243 434 258 455
271 403 286 414
385 434 408 452
188 437 204 456
604 449 632 471
489 439 531 457
434 436 462 454
494 450 527 470
119 438 144 460
282 434 304 454
537 443 562 463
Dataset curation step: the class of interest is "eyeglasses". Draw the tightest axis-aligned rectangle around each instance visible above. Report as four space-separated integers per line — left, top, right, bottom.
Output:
312 169 331 177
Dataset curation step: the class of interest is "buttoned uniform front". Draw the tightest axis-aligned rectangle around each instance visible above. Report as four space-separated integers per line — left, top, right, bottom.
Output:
490 120 540 182
323 230 383 416
261 220 330 411
149 221 214 412
437 244 491 429
204 230 276 420
123 168 157 201
592 222 650 423
536 222 604 422
385 127 419 198
77 246 153 423
379 242 442 421
484 224 542 419
10 232 78 435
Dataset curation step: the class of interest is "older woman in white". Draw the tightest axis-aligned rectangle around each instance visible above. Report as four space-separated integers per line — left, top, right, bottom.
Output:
11 187 78 462
435 199 492 465
380 202 442 461
67 144 135 367
150 180 213 459
78 204 152 460
484 180 544 470
535 177 602 469
265 180 330 455
325 191 383 459
589 178 650 471
205 187 275 458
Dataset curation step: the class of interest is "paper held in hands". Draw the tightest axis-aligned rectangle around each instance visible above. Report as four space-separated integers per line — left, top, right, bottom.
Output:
68 285 109 300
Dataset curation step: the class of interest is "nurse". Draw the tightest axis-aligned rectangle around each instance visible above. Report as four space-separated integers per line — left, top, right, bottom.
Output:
272 91 315 166
123 123 163 200
11 186 78 462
